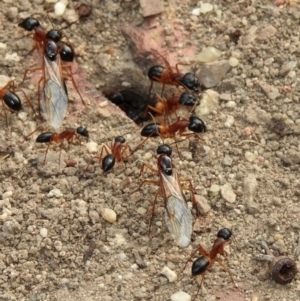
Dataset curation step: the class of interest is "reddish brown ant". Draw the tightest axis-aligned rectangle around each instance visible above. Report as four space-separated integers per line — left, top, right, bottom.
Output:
35 126 89 165
133 144 198 248
148 51 201 95
0 80 35 126
183 228 237 299
85 136 132 172
135 115 206 158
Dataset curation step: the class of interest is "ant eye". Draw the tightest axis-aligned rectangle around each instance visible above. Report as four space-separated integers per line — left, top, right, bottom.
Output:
217 228 232 240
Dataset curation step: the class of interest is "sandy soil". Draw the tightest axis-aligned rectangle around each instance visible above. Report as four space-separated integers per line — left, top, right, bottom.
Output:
0 0 300 300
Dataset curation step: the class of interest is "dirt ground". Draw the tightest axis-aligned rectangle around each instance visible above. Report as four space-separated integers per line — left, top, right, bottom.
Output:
1 0 300 300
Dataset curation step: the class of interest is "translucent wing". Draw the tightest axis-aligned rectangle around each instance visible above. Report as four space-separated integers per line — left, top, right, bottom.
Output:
160 171 193 248
40 55 68 129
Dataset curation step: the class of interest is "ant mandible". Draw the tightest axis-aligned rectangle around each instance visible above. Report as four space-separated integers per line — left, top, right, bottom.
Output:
183 228 238 299
148 51 201 95
36 126 89 165
85 136 132 172
0 80 35 126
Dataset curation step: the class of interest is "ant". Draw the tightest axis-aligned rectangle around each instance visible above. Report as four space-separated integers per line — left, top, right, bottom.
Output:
0 80 35 126
148 51 202 95
183 228 237 299
137 115 206 158
133 144 198 248
35 126 89 165
85 136 132 172
18 17 75 62
148 91 199 116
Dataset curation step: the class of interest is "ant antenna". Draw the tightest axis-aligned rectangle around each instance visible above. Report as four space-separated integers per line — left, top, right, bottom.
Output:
148 111 164 145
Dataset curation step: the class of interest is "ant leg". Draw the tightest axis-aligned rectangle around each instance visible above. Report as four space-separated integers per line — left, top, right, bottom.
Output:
14 88 36 117
182 247 200 272
138 162 158 178
179 179 199 215
215 258 237 287
84 144 110 173
175 62 189 73
131 178 160 195
42 143 51 165
62 65 85 105
193 272 207 301
18 66 42 87
148 188 162 236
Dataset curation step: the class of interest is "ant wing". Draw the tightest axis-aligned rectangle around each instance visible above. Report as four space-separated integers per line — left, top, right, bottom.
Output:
41 55 68 129
160 171 193 248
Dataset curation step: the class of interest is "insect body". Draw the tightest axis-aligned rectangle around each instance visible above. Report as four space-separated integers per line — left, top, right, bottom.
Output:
85 136 132 172
184 228 237 298
36 126 89 165
135 145 196 248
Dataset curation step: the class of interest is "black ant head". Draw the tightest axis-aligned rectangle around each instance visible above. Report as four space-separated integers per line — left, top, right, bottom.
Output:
4 91 22 112
217 228 232 241
157 144 172 157
102 154 115 172
45 40 57 61
46 29 62 42
115 136 125 144
76 126 89 138
179 92 198 106
18 17 40 31
148 65 164 81
107 91 124 105
180 72 201 92
192 256 209 276
57 41 75 62
188 116 206 133
36 132 53 143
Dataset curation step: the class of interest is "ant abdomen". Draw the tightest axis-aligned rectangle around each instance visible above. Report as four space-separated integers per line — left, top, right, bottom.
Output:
192 256 210 276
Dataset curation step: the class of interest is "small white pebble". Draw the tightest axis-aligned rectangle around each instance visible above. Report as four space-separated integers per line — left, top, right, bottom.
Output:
2 191 13 199
161 266 177 282
54 240 63 251
137 207 147 215
197 47 221 63
54 1 66 16
224 115 235 128
18 111 27 121
225 101 236 108
228 57 239 67
142 152 152 161
0 43 7 49
118 252 127 260
245 151 256 162
101 208 117 223
288 70 296 78
5 53 20 62
171 291 191 301
200 3 214 14
47 188 63 198
191 8 201 15
130 263 139 269
86 141 98 153
59 0 69 5
40 228 48 238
